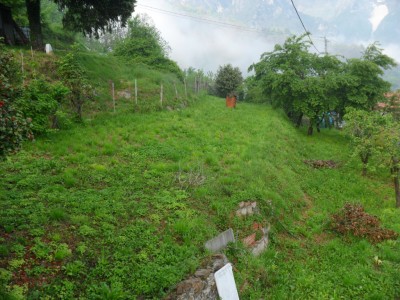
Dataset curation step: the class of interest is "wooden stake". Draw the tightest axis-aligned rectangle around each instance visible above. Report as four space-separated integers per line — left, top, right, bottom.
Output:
129 81 132 103
112 82 116 113
160 84 163 108
184 78 188 99
174 81 178 99
135 79 138 105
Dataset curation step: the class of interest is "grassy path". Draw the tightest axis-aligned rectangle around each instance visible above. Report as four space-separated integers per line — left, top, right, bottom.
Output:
1 96 399 299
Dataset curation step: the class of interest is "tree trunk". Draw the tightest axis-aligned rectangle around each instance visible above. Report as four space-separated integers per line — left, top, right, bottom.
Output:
307 125 313 136
26 0 43 50
361 153 369 176
295 113 303 128
362 165 367 177
12 19 29 45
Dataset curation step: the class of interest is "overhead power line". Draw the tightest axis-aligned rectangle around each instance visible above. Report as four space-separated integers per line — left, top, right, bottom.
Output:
136 4 262 33
290 0 321 54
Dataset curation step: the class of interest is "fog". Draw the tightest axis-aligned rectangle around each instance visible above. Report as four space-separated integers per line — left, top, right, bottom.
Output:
135 0 283 75
134 0 399 76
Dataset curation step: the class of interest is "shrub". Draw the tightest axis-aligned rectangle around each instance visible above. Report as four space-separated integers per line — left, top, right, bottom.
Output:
58 45 93 120
17 77 69 135
0 42 33 158
114 15 183 80
330 203 398 243
214 64 243 98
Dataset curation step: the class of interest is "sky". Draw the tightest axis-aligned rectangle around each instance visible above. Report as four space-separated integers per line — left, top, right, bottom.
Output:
134 0 396 76
134 0 271 75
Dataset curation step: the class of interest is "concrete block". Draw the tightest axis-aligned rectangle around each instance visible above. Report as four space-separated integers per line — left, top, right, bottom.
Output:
205 228 235 253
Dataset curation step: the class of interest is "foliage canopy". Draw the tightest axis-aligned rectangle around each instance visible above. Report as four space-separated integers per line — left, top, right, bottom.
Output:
114 15 183 79
247 35 396 135
0 42 32 158
20 0 137 48
214 64 243 98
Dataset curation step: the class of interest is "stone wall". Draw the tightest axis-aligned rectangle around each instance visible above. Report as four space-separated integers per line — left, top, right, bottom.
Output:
165 254 228 300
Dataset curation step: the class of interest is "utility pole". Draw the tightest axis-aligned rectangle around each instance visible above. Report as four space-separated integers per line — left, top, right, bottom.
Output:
324 36 329 55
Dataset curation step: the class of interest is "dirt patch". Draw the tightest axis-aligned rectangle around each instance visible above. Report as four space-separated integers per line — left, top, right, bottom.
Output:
313 232 332 245
304 160 339 169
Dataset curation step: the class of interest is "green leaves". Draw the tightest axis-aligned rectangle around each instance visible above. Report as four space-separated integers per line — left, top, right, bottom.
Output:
344 108 400 206
58 45 92 120
214 64 243 98
247 35 395 135
0 44 33 159
54 0 137 37
16 76 69 135
113 15 183 79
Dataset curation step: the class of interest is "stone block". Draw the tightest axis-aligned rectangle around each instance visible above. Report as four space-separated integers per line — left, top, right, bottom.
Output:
205 228 235 253
195 269 211 279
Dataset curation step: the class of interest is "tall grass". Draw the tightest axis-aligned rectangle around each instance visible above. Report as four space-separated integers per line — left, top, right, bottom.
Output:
0 97 399 299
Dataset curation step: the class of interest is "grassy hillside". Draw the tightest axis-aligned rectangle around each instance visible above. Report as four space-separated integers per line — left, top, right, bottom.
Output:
1 96 399 299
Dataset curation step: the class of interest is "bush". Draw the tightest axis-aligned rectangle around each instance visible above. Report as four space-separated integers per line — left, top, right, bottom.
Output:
58 46 93 120
114 15 183 80
0 42 33 158
17 77 69 135
214 64 243 98
331 203 398 243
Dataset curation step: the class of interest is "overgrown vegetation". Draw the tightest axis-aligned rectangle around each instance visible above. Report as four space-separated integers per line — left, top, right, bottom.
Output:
0 42 33 159
344 108 400 207
114 15 183 79
1 98 399 299
214 64 243 98
1 4 399 299
246 35 396 135
57 46 92 120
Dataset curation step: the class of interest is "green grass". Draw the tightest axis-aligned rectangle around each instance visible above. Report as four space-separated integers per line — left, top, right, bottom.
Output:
1 97 399 299
75 52 194 114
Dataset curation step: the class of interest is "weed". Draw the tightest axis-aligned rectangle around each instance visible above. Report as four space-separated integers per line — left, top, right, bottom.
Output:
49 208 68 222
0 96 399 298
54 243 72 260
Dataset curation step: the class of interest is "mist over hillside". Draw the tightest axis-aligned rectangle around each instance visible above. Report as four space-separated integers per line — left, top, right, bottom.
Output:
137 0 400 88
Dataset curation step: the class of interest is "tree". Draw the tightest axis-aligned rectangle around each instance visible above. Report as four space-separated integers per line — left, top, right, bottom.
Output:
249 34 341 134
114 15 182 79
335 43 396 117
57 45 92 120
248 36 396 135
214 64 243 98
344 108 400 207
343 108 387 176
0 41 33 158
378 120 400 208
24 0 137 49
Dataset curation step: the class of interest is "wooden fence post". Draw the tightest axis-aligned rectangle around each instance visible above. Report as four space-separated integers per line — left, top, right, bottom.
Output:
160 84 163 108
174 81 178 99
112 82 116 113
129 81 132 103
135 79 138 105
184 78 188 99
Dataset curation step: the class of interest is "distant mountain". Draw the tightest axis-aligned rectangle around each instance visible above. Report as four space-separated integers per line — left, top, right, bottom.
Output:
160 0 399 89
167 0 399 46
